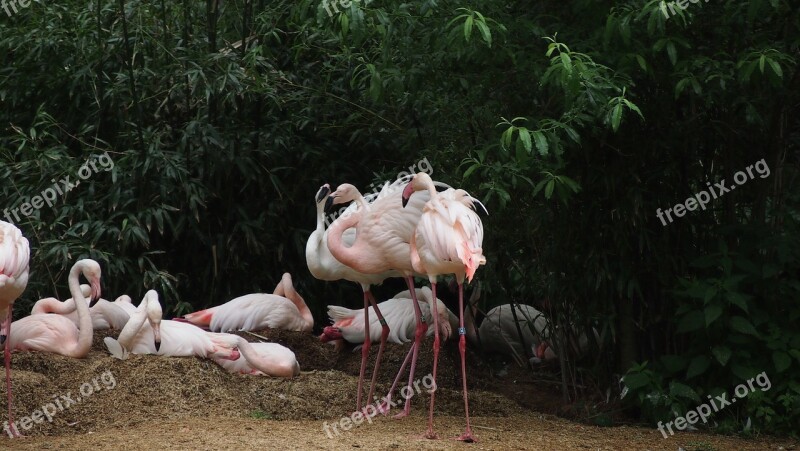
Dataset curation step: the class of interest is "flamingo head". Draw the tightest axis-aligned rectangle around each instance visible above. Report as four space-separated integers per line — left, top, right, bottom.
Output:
208 334 242 360
315 184 331 204
319 326 343 343
77 259 103 307
327 184 359 208
142 290 163 351
536 342 558 361
401 172 434 207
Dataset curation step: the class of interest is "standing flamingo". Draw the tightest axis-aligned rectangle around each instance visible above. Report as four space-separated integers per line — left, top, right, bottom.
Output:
307 183 401 411
104 290 242 361
0 221 30 438
180 273 313 333
403 172 486 441
326 181 434 418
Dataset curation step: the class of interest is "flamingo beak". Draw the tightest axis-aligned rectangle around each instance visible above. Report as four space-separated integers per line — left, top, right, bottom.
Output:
153 323 162 351
320 326 343 342
89 279 102 307
316 184 331 203
401 182 414 208
324 195 335 213
536 342 549 359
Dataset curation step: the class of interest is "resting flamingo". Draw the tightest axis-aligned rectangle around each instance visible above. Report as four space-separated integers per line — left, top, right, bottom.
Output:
319 287 458 347
31 285 130 330
326 180 436 418
307 183 403 410
0 221 30 438
464 285 556 366
403 171 486 441
179 273 313 333
9 258 102 359
212 338 300 378
104 290 242 361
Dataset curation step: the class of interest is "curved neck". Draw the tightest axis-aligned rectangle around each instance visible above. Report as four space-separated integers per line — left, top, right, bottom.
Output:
315 200 326 232
306 202 329 278
277 275 314 332
326 208 364 270
67 263 93 357
117 294 157 350
31 297 76 315
118 310 147 349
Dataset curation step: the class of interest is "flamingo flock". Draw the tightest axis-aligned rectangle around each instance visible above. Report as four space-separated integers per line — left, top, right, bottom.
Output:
0 171 493 441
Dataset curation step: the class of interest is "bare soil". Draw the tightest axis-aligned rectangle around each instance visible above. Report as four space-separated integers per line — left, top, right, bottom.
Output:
0 329 796 450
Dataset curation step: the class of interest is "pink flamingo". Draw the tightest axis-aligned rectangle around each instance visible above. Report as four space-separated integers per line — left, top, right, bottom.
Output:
326 181 434 418
0 221 30 438
320 286 458 347
403 172 486 441
307 183 401 410
104 290 242 361
213 339 300 377
8 259 102 360
30 285 130 330
180 273 313 333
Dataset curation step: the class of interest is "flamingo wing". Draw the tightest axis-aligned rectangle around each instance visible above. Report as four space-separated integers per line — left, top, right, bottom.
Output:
8 315 78 353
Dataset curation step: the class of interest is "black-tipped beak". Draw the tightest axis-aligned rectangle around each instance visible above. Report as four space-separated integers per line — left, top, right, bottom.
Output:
89 280 102 307
324 196 335 214
316 184 331 203
155 339 161 352
402 196 409 208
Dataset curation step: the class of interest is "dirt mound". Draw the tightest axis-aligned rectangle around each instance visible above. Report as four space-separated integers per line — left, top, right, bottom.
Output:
0 328 543 437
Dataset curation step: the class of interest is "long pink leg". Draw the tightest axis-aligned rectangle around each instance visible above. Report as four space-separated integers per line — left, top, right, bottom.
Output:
456 282 476 442
378 341 415 414
355 290 370 411
393 276 427 419
3 308 20 438
364 289 389 410
425 282 440 439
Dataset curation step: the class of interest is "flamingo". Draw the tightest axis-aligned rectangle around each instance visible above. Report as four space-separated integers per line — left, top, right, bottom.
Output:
103 290 242 361
179 273 313 333
306 183 402 411
0 221 30 438
31 285 130 330
212 338 300 377
403 171 486 441
326 180 435 418
464 289 556 366
319 287 458 346
9 259 102 360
